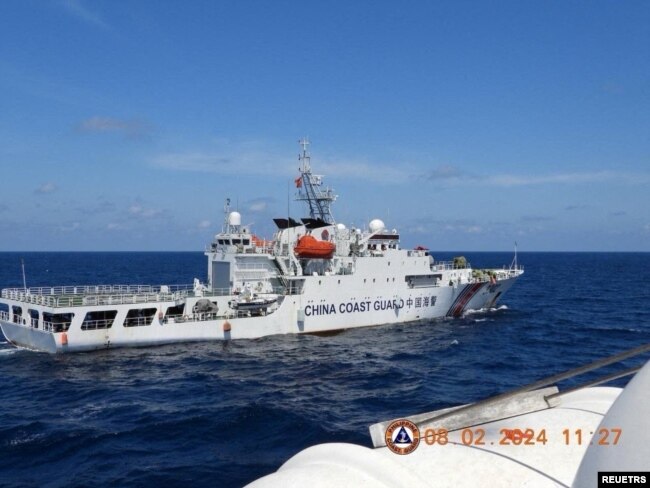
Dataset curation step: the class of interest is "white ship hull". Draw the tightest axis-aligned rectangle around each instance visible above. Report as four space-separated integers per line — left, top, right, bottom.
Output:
0 273 519 353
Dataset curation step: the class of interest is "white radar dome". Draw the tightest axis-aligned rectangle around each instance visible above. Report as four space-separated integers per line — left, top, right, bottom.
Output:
369 219 385 233
336 223 347 231
228 211 241 226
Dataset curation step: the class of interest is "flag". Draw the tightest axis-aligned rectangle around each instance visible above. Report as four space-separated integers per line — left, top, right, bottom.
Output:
295 176 302 188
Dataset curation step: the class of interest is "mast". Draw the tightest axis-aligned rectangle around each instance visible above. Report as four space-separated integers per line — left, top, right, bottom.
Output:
21 258 27 292
222 198 231 233
510 241 518 271
295 138 337 223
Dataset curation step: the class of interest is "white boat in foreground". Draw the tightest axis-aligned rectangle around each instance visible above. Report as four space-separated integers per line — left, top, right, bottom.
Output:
248 344 650 488
0 140 523 353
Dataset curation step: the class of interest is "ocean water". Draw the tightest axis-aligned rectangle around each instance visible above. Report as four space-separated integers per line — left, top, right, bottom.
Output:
0 252 649 487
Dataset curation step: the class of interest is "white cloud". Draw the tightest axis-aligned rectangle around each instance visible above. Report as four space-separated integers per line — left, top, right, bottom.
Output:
421 168 650 188
481 170 650 187
249 202 267 212
407 219 487 236
58 221 80 232
127 202 164 219
35 182 57 194
151 140 411 184
423 165 465 181
153 139 650 188
78 116 150 138
153 152 243 173
198 220 211 229
317 159 409 183
60 0 110 30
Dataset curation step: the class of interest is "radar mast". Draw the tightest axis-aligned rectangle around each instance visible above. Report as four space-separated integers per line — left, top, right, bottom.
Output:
295 138 337 223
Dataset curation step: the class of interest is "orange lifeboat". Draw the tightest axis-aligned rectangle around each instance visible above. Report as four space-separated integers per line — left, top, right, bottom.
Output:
294 235 336 259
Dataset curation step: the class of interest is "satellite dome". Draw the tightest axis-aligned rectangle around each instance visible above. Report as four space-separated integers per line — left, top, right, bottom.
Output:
336 223 346 230
228 211 241 226
369 219 385 233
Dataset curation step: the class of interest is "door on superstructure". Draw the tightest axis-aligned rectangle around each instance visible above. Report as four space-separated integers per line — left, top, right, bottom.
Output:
211 261 231 293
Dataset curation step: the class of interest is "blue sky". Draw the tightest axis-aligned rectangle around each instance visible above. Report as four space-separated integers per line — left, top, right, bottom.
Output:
0 0 648 251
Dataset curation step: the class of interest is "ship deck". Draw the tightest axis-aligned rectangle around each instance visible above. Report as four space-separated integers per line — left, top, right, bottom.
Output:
0 284 230 308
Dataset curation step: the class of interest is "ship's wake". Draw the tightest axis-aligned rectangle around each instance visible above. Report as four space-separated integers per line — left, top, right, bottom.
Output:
463 304 508 317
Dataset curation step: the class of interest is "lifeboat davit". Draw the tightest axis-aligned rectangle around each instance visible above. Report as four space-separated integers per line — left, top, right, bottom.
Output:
294 235 336 259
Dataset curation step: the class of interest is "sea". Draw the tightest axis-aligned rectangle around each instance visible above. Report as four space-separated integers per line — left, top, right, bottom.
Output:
1 252 649 487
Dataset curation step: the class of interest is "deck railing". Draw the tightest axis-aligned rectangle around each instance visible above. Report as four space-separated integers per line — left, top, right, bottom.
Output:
430 260 471 271
81 319 114 331
0 284 238 308
163 313 219 324
2 284 194 297
43 321 72 332
124 316 154 327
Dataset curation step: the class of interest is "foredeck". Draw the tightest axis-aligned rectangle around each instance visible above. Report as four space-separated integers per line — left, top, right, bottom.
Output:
0 284 231 308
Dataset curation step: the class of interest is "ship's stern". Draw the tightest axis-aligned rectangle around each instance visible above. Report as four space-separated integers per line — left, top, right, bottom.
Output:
0 319 61 353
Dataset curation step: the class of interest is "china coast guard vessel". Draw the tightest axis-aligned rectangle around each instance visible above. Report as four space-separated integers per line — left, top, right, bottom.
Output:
0 140 523 353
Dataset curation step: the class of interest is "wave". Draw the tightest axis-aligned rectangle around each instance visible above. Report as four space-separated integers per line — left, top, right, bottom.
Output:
582 325 647 334
464 304 509 316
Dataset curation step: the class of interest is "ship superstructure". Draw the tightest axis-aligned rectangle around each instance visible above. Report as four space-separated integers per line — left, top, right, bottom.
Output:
0 140 523 353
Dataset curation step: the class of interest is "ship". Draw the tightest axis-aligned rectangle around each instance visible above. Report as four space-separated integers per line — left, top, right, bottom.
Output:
0 139 524 353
